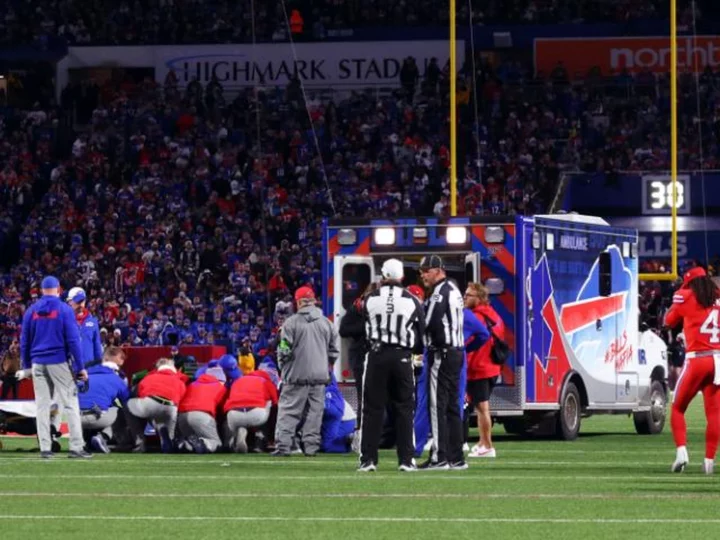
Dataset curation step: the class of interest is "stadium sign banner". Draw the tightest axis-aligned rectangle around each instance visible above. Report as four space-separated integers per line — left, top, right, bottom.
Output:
59 41 464 90
534 36 720 77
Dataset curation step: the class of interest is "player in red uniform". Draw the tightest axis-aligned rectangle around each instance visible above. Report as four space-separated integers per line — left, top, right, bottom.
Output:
664 267 720 474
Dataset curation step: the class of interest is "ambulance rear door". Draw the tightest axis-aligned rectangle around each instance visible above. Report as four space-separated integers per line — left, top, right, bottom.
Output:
333 255 375 383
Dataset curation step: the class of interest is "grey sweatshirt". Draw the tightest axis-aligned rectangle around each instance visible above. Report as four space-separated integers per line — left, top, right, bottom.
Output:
279 306 339 385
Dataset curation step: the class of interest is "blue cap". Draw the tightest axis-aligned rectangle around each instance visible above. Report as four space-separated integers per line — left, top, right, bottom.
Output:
67 287 87 304
41 276 60 289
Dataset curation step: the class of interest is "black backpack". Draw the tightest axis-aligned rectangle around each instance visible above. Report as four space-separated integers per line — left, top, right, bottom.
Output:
480 313 510 366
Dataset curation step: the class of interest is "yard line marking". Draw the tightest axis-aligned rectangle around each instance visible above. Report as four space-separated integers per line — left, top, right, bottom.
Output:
4 515 720 524
0 458 676 466
0 473 696 481
1 492 720 501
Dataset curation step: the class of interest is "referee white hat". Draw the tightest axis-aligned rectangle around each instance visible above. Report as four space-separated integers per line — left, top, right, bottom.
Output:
381 258 404 281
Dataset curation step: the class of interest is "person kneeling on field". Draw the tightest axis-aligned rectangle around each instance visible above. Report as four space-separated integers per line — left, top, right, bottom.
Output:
223 362 279 453
79 346 130 454
321 373 356 453
177 367 227 454
127 358 187 453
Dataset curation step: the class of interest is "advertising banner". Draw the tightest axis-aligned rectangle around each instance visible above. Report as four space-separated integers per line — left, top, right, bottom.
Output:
61 41 464 91
534 36 720 77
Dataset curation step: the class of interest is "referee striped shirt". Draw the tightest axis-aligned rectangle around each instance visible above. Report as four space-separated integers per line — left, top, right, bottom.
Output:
424 278 464 349
364 285 425 353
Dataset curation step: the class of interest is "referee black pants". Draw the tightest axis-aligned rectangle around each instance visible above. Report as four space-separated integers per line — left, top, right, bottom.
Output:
428 348 464 464
360 347 415 465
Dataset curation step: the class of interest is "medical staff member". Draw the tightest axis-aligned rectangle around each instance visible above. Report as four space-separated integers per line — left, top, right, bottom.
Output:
223 363 279 453
67 287 103 368
79 346 130 454
126 358 187 453
665 267 720 474
178 367 227 453
19 276 90 459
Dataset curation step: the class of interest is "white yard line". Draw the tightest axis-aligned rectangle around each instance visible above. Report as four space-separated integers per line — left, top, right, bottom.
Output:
0 491 718 501
0 458 677 466
0 473 694 481
2 515 720 524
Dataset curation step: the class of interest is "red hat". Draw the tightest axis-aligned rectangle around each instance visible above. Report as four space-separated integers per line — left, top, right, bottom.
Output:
683 266 706 287
407 285 425 301
294 286 316 302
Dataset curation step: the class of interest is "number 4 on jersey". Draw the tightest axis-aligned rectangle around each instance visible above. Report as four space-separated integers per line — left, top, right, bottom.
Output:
700 310 720 344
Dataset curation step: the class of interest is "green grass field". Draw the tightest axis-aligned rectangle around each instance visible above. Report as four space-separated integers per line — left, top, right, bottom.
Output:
0 402 717 540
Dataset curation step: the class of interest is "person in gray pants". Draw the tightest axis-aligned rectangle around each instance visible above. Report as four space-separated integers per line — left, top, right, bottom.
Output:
272 286 339 457
17 276 91 459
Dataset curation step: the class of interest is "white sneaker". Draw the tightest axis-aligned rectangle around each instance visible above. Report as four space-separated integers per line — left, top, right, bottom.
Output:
462 443 470 452
235 427 248 454
671 446 689 473
398 459 417 472
357 462 377 472
468 446 496 458
704 458 714 475
423 438 433 452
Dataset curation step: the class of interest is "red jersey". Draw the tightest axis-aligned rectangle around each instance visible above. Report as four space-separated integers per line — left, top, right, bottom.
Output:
224 371 278 413
178 374 227 417
665 288 720 353
466 304 503 381
137 369 187 405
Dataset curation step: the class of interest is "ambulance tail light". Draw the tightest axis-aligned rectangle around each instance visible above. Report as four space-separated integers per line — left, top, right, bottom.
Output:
485 278 504 295
374 228 395 246
446 226 468 245
337 229 357 246
413 227 428 244
484 226 505 243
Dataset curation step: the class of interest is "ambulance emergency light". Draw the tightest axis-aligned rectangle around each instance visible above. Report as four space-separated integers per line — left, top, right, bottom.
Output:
446 226 468 244
374 228 395 245
337 229 357 246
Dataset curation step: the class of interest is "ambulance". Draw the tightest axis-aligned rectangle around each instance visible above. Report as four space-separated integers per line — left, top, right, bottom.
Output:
322 213 669 439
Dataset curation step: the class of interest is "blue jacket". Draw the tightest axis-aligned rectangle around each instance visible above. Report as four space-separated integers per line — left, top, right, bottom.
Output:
321 374 356 453
77 311 103 366
78 364 130 411
463 308 491 353
20 295 84 373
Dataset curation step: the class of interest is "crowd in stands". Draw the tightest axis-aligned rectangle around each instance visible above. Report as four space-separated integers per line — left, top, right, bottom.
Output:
0 45 717 363
0 0 710 48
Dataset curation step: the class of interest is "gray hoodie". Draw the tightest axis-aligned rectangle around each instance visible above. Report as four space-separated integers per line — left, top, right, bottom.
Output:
279 305 339 385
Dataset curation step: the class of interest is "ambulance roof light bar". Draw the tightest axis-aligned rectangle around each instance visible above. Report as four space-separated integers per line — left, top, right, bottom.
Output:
374 228 395 245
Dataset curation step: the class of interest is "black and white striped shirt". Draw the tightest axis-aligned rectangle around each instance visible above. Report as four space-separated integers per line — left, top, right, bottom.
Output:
364 285 425 353
424 278 464 349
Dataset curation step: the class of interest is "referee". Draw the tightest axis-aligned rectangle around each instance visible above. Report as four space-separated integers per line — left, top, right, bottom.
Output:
419 255 467 470
358 258 425 472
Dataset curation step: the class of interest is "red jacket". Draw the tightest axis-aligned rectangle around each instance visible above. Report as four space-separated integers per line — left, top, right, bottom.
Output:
224 371 278 413
178 374 227 417
138 369 187 406
467 304 503 381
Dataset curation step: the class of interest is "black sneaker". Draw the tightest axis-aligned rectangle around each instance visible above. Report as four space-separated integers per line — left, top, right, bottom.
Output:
418 459 450 470
270 449 291 457
68 450 93 459
398 460 417 472
449 460 469 470
40 451 54 460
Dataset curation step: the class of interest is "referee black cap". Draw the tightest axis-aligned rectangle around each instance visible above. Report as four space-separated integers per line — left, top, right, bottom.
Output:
419 254 444 270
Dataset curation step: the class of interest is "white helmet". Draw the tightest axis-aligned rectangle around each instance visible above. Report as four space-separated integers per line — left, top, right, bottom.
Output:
381 259 404 281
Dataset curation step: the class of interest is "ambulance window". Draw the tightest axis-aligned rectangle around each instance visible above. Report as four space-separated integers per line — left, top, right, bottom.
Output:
599 252 612 297
465 261 475 285
341 264 372 311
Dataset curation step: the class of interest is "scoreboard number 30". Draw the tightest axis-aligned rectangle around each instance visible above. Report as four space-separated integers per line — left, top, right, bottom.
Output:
642 175 691 215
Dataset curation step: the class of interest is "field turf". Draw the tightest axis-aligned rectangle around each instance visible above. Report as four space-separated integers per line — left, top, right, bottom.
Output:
0 402 717 540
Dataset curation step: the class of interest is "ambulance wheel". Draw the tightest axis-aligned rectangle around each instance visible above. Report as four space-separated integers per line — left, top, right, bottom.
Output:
633 381 667 435
503 418 528 435
556 382 581 441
